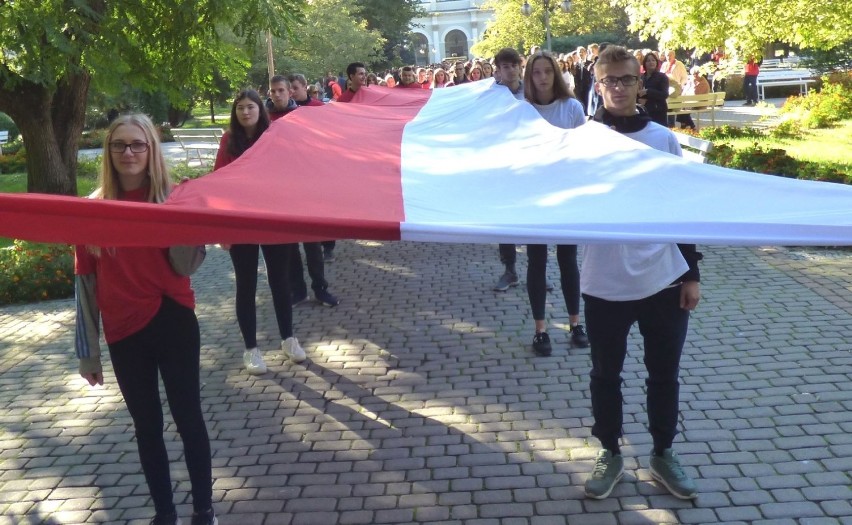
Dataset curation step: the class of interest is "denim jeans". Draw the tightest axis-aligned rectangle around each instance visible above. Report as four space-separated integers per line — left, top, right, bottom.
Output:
584 285 689 452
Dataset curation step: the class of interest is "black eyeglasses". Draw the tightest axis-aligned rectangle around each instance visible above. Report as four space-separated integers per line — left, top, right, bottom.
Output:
109 141 149 154
598 75 640 87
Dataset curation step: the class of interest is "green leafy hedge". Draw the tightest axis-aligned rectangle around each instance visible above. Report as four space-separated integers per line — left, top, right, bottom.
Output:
0 148 26 174
0 241 74 305
778 74 852 128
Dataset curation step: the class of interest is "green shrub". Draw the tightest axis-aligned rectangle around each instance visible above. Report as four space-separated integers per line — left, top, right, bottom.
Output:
707 143 801 177
78 129 108 150
0 112 19 141
769 118 803 139
171 163 209 181
77 155 101 180
0 148 27 174
778 76 852 129
698 125 764 141
0 140 23 155
0 241 74 305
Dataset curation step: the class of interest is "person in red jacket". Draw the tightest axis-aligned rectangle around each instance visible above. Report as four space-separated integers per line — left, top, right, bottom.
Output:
214 90 307 375
75 113 215 525
743 56 761 106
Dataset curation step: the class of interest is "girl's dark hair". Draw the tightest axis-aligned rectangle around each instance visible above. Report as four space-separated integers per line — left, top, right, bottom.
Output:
228 89 270 158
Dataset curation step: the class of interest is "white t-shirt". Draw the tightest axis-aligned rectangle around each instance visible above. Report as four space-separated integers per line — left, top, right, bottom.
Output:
562 70 576 91
531 97 586 129
580 121 689 301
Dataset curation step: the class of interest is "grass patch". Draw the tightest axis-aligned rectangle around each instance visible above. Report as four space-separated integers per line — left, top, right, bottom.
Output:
187 103 231 127
724 119 852 171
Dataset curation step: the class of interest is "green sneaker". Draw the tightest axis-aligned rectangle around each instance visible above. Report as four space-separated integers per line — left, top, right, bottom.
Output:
650 448 697 499
584 449 624 499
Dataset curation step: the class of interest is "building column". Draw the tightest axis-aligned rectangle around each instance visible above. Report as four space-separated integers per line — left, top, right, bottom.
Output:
432 17 441 63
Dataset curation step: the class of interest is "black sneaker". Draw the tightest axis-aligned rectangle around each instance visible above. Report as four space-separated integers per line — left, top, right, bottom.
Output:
532 332 552 356
190 509 218 525
571 324 589 348
315 289 340 307
150 512 181 525
493 271 519 291
323 248 335 262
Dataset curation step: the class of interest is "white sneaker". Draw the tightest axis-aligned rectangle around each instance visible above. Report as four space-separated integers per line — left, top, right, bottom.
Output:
242 348 267 375
282 337 306 363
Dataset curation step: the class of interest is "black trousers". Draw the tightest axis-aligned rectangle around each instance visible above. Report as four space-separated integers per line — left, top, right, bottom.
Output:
584 285 689 452
290 242 328 296
108 297 212 515
229 243 294 348
743 74 759 103
527 244 580 319
499 244 516 269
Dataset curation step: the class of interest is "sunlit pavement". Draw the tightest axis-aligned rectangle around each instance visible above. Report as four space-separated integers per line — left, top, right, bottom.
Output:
1 241 851 524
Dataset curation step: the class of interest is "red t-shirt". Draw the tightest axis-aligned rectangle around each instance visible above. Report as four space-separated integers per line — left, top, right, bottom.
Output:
337 88 358 103
744 60 760 76
214 132 236 170
74 187 195 344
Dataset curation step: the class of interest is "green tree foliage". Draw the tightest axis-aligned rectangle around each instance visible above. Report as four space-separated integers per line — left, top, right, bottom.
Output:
0 0 304 195
352 0 425 68
250 0 386 86
616 0 852 55
472 0 628 57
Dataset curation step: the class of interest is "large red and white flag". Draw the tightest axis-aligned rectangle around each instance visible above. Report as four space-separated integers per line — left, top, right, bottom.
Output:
1 80 851 247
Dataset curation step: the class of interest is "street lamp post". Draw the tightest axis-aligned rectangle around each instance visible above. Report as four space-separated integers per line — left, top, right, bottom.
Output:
521 0 571 52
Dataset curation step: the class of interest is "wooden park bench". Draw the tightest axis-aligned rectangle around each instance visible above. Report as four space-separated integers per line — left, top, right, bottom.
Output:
0 130 8 155
666 92 726 128
756 69 816 101
171 128 224 166
673 132 714 163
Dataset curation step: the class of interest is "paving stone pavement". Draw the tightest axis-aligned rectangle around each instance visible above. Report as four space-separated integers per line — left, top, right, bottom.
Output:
0 241 850 525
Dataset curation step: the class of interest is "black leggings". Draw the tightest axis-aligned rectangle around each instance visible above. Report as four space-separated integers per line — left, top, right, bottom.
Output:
229 243 294 348
526 244 580 320
108 297 212 515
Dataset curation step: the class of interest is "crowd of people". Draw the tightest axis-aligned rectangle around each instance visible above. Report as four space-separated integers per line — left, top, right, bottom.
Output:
304 44 722 132
74 44 708 524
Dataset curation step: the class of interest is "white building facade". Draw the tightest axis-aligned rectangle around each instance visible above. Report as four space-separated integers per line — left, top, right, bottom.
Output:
410 0 496 65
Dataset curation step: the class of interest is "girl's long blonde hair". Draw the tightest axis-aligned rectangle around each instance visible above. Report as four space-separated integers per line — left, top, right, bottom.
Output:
92 113 170 203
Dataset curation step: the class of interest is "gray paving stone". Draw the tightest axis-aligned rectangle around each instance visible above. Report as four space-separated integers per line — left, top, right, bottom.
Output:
3 244 852 523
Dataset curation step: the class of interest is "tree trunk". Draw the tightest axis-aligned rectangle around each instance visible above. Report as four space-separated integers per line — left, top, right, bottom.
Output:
0 71 90 196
